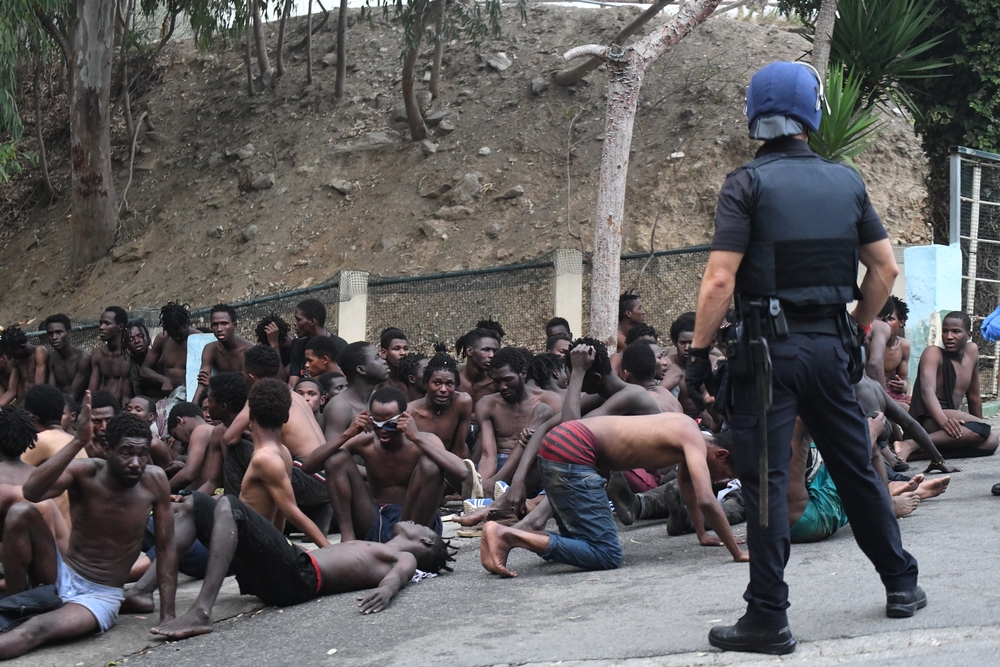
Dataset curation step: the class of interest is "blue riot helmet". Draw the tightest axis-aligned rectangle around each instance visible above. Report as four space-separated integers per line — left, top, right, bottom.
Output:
745 61 829 140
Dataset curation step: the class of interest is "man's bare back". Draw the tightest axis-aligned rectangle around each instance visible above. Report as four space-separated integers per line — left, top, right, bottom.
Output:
240 439 295 527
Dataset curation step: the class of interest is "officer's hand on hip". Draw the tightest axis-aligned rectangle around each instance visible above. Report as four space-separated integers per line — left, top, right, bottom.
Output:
684 348 712 413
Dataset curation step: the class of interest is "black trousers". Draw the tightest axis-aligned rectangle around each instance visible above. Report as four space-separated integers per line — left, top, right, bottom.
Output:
729 332 918 628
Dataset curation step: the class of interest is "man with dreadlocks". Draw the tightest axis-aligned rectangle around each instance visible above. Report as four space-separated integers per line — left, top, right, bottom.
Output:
193 304 254 406
527 353 568 396
89 307 132 404
0 326 48 407
124 321 168 406
876 296 912 407
408 349 473 459
456 328 500 406
141 303 200 416
476 347 563 496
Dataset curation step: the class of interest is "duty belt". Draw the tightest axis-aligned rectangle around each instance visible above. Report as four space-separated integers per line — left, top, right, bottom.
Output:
783 317 840 336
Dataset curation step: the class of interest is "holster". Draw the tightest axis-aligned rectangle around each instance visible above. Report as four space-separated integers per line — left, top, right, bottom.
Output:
836 310 867 384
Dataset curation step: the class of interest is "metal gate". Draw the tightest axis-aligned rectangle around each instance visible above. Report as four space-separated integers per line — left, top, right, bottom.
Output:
951 146 1000 397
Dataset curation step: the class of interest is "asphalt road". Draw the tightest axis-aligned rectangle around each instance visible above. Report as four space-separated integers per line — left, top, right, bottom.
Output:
19 435 1000 667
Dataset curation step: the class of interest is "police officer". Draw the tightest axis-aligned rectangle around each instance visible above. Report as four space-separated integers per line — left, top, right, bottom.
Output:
684 62 924 655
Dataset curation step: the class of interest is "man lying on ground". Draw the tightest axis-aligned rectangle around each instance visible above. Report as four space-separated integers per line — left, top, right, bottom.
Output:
0 395 176 660
480 412 748 577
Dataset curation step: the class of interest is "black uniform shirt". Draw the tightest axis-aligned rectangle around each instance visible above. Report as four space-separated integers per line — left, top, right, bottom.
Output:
711 137 889 254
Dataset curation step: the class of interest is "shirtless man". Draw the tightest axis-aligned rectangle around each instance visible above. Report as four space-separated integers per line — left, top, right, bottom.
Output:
193 304 254 406
407 351 473 462
620 341 683 413
0 327 48 406
149 512 453 639
304 387 467 542
0 399 176 659
476 348 562 493
89 307 131 404
166 403 218 493
123 379 330 618
878 296 911 406
323 341 389 439
905 311 998 458
222 346 331 529
397 352 429 402
44 314 91 402
319 371 348 400
480 412 748 577
141 303 199 402
379 328 410 393
457 328 500 406
616 291 645 353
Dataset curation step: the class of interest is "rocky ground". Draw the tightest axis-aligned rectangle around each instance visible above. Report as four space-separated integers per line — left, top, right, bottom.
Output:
0 5 932 327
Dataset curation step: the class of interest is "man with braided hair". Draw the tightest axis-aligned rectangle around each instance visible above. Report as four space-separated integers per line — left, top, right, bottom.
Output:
456 328 500 406
476 347 563 496
0 397 177 658
141 303 200 407
408 350 473 459
0 326 48 407
89 307 131 404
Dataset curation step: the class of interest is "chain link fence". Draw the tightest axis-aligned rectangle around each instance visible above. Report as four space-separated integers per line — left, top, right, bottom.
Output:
953 147 1000 397
19 246 712 356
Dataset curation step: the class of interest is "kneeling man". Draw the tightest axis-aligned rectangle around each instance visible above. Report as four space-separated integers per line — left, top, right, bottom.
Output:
480 412 747 577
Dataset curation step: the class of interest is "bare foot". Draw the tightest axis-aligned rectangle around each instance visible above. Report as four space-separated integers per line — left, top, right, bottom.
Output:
916 476 950 500
121 590 155 614
892 491 920 518
889 474 921 496
895 439 921 462
457 506 491 527
150 607 214 639
480 522 517 577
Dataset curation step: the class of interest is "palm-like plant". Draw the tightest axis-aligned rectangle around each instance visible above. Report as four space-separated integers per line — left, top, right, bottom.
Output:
826 0 950 117
809 64 884 166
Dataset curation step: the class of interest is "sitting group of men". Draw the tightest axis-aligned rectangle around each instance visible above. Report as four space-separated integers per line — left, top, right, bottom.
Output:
0 290 992 659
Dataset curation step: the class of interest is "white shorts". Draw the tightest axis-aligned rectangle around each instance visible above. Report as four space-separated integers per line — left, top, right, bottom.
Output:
55 550 124 633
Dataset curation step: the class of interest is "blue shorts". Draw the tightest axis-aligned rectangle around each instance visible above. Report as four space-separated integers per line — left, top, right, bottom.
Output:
55 550 124 633
363 503 443 544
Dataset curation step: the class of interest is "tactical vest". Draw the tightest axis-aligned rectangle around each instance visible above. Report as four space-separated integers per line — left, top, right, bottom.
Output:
734 151 865 308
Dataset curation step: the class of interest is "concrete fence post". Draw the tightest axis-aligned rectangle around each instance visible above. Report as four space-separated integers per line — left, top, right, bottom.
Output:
338 270 369 343
553 249 584 338
904 244 962 365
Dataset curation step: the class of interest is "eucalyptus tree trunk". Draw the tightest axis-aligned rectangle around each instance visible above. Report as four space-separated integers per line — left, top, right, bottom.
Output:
250 0 271 78
811 0 838 81
276 0 293 77
400 9 427 140
70 0 118 268
334 0 347 96
34 63 55 200
566 0 723 344
307 0 313 84
429 0 443 98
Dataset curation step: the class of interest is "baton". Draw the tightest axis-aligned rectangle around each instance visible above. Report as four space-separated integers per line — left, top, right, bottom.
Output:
747 303 772 529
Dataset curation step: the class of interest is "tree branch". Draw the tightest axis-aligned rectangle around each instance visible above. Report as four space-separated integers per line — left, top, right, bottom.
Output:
564 44 608 61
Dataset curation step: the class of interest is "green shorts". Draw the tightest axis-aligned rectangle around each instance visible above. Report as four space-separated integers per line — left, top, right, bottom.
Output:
790 464 849 543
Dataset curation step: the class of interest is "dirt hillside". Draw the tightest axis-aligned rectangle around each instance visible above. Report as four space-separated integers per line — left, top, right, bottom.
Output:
0 5 932 327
